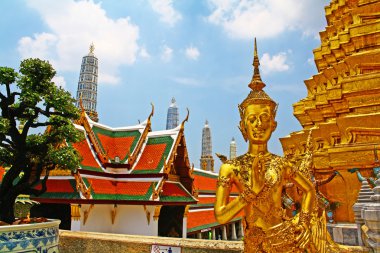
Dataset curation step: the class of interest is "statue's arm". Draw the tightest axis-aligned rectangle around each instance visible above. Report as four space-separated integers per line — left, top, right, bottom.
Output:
214 164 246 224
316 171 338 187
286 163 316 214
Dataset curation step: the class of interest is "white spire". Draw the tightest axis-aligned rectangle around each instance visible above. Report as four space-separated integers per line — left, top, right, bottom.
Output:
230 137 237 160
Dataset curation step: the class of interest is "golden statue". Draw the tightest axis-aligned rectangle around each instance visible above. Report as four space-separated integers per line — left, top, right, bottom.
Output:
214 39 366 253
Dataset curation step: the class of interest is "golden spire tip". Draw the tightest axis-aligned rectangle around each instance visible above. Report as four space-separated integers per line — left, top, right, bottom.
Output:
249 37 264 90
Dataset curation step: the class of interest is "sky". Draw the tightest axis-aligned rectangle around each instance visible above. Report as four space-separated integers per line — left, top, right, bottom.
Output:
0 0 330 171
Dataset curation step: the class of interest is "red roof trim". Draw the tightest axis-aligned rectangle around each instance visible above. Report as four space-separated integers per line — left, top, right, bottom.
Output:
31 198 197 205
161 182 189 197
78 169 168 179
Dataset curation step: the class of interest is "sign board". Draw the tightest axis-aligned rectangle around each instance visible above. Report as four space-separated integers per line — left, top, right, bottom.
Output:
151 244 181 253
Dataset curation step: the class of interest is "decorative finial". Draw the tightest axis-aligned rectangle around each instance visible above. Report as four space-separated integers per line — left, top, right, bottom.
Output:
89 43 95 55
249 38 265 91
205 120 208 126
170 97 177 107
180 108 190 130
231 137 235 142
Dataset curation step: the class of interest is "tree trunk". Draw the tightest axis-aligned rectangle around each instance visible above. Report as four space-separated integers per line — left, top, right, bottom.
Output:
0 192 17 224
0 162 25 223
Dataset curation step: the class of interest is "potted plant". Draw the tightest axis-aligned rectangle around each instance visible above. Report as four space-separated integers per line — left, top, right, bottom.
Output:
0 58 82 252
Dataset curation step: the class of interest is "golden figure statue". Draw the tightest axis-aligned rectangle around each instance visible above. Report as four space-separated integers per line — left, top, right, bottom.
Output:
214 39 367 253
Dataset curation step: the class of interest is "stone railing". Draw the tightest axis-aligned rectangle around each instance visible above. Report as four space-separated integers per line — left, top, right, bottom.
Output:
59 230 243 253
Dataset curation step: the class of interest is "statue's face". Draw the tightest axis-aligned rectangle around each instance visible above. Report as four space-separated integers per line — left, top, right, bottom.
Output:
243 104 276 144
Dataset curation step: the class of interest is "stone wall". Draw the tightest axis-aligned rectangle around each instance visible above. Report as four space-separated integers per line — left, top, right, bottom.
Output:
59 230 243 253
327 223 359 246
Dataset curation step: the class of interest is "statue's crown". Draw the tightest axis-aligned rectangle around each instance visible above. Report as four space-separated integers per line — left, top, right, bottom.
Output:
238 38 278 119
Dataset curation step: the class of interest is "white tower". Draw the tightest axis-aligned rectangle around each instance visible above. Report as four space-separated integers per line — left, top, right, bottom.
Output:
200 120 214 171
76 43 99 122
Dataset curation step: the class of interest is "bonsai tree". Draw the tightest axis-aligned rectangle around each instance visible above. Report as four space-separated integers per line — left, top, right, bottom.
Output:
0 58 82 224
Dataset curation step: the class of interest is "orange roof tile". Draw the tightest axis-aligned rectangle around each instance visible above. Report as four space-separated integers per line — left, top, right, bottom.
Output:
35 180 76 193
187 209 244 232
197 197 216 204
134 143 167 171
193 172 239 194
96 134 134 160
89 178 152 196
188 210 217 230
72 139 101 170
161 182 189 197
193 174 217 192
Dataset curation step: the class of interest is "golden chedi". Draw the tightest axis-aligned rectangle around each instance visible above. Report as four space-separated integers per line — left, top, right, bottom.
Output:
280 0 380 222
214 40 366 253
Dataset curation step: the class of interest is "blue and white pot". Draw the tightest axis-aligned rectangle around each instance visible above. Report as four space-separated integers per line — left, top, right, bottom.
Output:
0 219 60 253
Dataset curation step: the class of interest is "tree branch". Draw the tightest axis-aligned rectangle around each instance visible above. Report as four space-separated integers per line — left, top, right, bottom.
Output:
25 170 49 196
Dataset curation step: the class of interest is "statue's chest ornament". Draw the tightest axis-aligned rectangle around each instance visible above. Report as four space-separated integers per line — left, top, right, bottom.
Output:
233 153 282 189
230 153 286 223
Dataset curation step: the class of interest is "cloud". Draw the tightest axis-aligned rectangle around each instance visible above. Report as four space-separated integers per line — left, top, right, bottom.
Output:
185 46 200 60
260 52 290 73
139 47 151 59
161 45 173 62
149 0 182 26
52 75 66 88
207 0 328 39
171 77 202 87
19 0 140 85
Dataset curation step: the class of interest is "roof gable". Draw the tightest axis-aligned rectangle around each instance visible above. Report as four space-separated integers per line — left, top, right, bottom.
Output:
92 125 141 163
70 131 103 172
132 135 174 174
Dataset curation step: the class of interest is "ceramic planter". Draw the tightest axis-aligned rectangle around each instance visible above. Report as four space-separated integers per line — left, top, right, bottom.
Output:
0 219 60 252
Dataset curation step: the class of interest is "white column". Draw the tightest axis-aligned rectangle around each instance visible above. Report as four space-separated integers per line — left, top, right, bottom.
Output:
231 222 237 240
197 232 202 239
222 225 227 240
71 220 81 231
182 217 187 238
240 220 244 237
212 228 216 240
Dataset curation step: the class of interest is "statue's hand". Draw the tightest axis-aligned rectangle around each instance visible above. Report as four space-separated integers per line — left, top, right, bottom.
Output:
264 170 278 186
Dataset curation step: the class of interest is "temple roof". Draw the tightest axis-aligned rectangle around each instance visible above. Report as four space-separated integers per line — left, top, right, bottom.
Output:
31 109 196 206
187 209 243 234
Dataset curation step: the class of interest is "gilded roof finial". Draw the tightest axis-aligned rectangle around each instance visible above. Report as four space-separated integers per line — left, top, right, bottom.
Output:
89 43 95 55
249 38 265 91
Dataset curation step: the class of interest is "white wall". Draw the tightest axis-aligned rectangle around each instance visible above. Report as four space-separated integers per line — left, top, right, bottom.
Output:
77 204 158 236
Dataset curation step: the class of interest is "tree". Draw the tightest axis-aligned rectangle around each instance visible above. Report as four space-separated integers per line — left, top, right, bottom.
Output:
0 58 82 224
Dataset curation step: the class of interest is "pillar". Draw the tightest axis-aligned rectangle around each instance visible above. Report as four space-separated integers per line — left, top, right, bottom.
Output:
231 222 237 240
182 216 187 238
240 220 244 238
197 232 202 239
222 225 227 240
212 228 216 240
